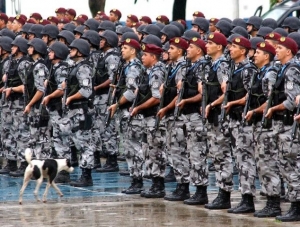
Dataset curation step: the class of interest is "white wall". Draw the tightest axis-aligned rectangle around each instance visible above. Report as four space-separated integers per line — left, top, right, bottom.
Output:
5 0 270 21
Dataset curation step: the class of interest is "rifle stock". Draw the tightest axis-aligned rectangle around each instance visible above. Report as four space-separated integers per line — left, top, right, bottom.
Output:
290 103 300 148
1 55 13 105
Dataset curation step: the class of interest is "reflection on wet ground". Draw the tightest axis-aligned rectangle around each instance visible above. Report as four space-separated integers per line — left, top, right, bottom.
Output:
0 161 299 227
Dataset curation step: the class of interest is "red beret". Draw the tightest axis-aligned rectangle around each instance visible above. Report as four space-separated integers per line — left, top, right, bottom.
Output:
232 36 251 50
97 11 106 16
47 16 59 25
189 37 207 55
40 19 51 25
177 19 187 29
139 16 152 24
141 43 163 55
66 8 76 17
156 15 169 24
99 14 110 21
0 13 8 23
110 9 122 19
121 38 141 50
14 14 27 25
8 17 14 23
73 16 85 25
55 7 66 14
209 18 219 25
58 18 70 24
193 11 205 18
169 37 189 50
256 41 276 56
30 13 42 21
264 32 281 41
79 14 88 21
127 14 138 23
26 18 37 24
277 36 298 55
207 32 227 47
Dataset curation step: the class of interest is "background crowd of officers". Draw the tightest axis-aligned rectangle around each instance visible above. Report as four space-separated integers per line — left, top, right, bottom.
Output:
0 6 299 222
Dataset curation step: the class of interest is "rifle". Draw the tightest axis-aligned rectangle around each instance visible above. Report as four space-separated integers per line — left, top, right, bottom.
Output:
104 59 125 128
1 54 12 105
220 60 234 124
241 66 256 127
127 76 142 124
201 59 211 125
154 64 170 132
290 103 300 148
23 62 32 123
62 77 68 117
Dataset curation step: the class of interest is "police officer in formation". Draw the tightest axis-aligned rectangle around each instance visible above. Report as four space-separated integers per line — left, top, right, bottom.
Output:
0 8 300 223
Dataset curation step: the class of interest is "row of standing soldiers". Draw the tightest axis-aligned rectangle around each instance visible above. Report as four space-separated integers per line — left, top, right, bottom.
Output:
0 22 299 222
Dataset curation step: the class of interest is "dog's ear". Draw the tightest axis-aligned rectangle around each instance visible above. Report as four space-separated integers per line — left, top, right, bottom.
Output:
66 159 72 168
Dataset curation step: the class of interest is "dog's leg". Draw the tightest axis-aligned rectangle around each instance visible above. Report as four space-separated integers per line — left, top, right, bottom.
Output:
51 181 63 197
43 181 52 203
34 177 43 202
19 174 32 205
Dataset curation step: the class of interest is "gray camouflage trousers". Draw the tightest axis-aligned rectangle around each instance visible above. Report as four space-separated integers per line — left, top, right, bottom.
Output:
94 94 118 156
58 107 95 169
207 120 233 192
235 123 256 196
28 107 51 159
278 124 300 202
118 109 144 178
143 115 167 178
255 120 281 196
184 113 208 186
1 100 21 161
168 115 189 184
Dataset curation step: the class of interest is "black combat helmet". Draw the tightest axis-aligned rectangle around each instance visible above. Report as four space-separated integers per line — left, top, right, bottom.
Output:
27 38 48 55
49 41 69 60
99 30 119 48
69 39 90 57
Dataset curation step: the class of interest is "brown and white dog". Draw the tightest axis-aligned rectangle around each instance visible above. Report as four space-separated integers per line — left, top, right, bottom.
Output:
19 148 74 204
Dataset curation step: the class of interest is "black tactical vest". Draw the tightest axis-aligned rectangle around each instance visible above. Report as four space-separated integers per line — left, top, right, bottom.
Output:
94 51 119 95
67 59 91 106
0 56 9 89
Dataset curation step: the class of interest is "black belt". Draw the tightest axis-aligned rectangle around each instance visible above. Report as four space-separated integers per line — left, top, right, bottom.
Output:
69 102 88 110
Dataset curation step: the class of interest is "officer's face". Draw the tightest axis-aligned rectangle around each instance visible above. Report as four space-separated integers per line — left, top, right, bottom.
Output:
27 46 34 55
206 40 219 56
56 13 65 20
275 44 289 62
42 35 49 44
126 19 133 27
11 20 21 32
74 32 82 39
69 48 78 58
11 45 18 55
161 34 167 44
142 52 153 68
121 44 134 60
229 43 245 60
247 24 253 33
254 49 267 68
109 12 118 22
191 25 199 32
209 23 216 32
186 43 200 61
100 39 106 49
48 50 55 60
168 45 181 61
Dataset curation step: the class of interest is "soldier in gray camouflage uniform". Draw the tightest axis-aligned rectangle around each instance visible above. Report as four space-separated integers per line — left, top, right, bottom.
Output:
267 37 300 222
204 33 231 209
95 30 120 172
0 36 19 174
10 38 50 177
244 41 280 218
41 41 70 183
131 43 167 198
64 39 95 187
108 38 144 194
157 37 189 201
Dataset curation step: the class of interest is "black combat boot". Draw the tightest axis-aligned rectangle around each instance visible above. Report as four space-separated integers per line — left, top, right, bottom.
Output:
254 196 281 218
164 167 176 183
95 155 119 172
55 170 71 183
69 168 93 187
144 177 166 198
164 183 190 201
276 201 300 222
93 150 102 169
205 188 231 209
70 145 79 167
184 185 208 205
122 177 143 194
9 161 28 177
228 194 255 213
0 160 18 174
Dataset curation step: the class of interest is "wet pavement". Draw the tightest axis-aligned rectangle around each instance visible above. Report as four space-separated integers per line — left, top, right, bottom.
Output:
0 160 299 227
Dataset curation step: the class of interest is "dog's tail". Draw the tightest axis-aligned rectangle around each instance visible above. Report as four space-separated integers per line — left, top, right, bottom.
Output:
25 148 33 167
